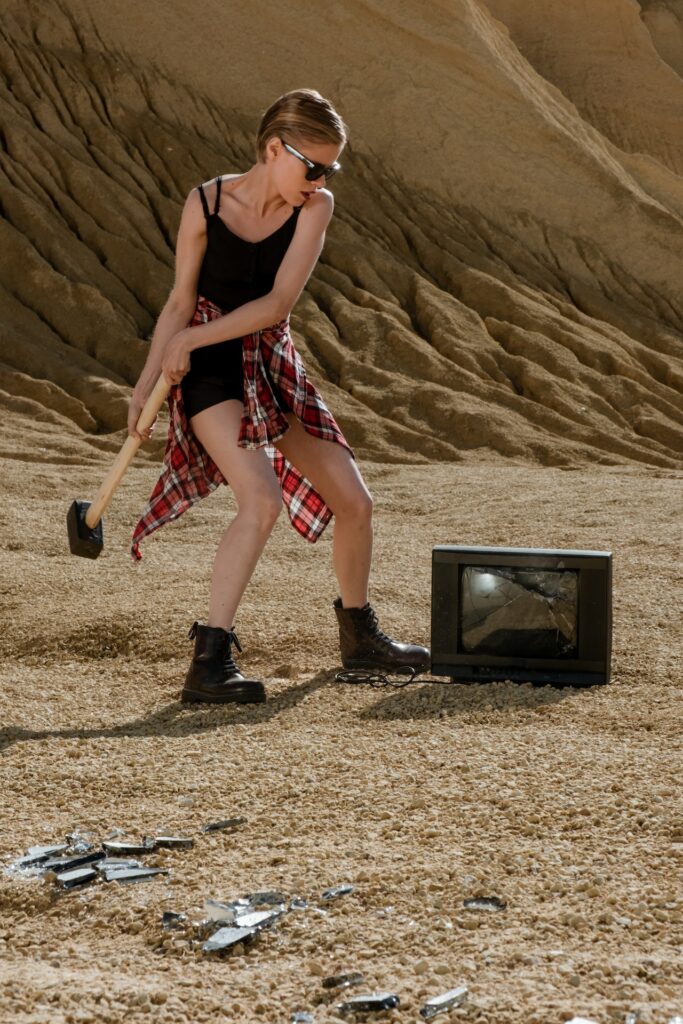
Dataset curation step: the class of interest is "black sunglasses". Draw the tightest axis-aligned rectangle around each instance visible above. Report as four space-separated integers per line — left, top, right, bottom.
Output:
280 138 342 182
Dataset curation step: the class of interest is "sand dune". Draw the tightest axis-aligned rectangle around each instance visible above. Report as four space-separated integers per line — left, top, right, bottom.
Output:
1 0 682 469
641 0 683 77
486 0 683 174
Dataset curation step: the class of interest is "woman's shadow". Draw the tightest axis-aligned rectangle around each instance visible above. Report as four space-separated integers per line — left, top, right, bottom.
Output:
0 670 578 753
0 669 336 754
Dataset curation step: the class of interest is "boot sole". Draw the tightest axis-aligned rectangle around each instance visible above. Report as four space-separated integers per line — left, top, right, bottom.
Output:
180 687 266 705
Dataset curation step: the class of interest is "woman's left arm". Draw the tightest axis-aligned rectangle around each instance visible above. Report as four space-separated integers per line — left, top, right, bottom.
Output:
165 191 334 371
268 189 334 318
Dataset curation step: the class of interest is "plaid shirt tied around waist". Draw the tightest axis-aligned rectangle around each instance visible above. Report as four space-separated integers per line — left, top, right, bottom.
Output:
130 295 354 562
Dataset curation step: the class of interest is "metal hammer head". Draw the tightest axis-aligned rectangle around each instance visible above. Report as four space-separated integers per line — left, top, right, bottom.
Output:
67 500 104 559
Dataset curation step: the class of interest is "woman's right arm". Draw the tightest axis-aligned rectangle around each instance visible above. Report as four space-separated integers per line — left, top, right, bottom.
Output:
128 187 208 439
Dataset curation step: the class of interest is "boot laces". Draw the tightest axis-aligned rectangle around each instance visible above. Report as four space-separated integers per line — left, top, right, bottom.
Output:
223 628 242 676
226 629 242 653
187 622 243 675
187 621 241 651
366 605 394 646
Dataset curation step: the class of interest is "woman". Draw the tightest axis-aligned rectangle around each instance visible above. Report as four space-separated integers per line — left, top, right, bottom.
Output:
128 88 429 704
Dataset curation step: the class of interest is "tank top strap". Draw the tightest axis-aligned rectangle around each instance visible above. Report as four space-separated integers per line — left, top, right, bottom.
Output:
196 183 210 222
213 176 222 215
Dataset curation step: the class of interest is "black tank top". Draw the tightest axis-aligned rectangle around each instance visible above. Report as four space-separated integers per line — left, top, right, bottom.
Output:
190 177 303 377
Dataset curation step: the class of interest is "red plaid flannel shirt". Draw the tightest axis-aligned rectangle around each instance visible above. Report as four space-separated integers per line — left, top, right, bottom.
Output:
130 295 354 562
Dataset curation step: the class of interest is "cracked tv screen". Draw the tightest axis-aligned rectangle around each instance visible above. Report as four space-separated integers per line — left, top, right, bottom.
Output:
459 566 579 660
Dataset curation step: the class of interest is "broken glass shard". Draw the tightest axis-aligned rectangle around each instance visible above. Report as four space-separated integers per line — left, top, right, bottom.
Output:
201 818 247 833
65 831 95 853
321 884 355 901
419 985 468 1019
245 890 288 907
16 844 69 868
460 566 578 658
102 839 157 855
102 866 169 883
204 894 286 927
624 1014 639 1024
55 866 99 889
96 858 142 874
322 972 365 990
233 908 283 930
204 899 238 924
154 836 194 849
463 897 506 911
162 911 188 930
202 925 257 953
42 851 105 873
336 992 400 1013
290 897 309 910
224 897 251 912
193 918 221 940
667 1018 683 1024
291 1014 314 1023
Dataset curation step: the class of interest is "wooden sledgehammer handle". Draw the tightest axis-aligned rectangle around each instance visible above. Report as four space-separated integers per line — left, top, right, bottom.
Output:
84 373 171 530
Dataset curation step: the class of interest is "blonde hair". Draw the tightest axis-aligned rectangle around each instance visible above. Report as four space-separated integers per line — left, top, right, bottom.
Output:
256 88 348 162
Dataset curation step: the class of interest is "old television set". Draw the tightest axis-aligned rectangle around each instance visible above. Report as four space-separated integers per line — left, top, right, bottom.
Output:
431 546 612 686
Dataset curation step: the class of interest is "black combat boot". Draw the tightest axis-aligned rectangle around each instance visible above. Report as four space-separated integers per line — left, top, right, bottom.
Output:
333 597 430 674
181 621 266 704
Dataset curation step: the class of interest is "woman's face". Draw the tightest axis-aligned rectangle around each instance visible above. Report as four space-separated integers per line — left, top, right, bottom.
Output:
267 135 344 206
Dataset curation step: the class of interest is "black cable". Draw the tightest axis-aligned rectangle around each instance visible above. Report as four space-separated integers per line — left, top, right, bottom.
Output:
334 666 420 689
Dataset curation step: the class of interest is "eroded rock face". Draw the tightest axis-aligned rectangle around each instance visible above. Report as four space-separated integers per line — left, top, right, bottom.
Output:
1 0 682 472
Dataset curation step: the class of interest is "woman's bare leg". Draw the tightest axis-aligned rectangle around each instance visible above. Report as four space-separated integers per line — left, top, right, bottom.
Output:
332 510 373 608
188 400 282 629
273 414 373 608
272 413 429 673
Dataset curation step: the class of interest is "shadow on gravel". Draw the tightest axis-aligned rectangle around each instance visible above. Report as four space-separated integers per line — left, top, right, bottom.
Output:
0 668 338 752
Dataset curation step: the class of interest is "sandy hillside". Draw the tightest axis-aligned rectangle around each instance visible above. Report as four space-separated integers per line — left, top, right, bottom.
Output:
0 0 682 1021
1 0 683 467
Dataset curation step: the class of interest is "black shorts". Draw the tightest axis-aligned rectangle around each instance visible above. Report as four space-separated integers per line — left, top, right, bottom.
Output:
181 337 244 420
181 373 244 420
181 344 292 420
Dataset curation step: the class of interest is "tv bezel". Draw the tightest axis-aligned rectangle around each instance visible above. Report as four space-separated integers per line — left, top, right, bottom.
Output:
431 545 612 686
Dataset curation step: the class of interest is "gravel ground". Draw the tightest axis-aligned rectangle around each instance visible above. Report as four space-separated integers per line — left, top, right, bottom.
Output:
1 437 681 1023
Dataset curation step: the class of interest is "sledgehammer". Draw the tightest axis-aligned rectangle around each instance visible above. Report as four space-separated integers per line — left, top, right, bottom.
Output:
67 374 170 558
